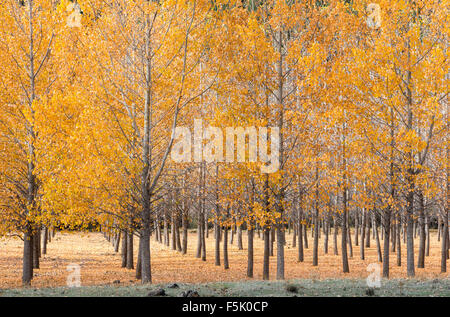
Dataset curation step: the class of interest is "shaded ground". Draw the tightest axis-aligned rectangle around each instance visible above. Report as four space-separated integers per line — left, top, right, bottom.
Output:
1 230 448 289
2 278 449 297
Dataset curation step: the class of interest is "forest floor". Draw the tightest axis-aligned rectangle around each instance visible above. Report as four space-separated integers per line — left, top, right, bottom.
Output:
2 278 449 297
0 230 448 291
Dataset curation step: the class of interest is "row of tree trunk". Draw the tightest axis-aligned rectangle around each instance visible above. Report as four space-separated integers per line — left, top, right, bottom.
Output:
22 225 55 285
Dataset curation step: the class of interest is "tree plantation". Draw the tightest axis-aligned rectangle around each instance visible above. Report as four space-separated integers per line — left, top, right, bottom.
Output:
0 0 448 294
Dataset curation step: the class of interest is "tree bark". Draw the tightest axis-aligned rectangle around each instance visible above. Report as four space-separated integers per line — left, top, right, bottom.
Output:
223 226 229 270
297 187 304 262
262 227 270 280
247 226 254 278
126 231 134 270
417 191 426 268
121 229 128 268
42 227 48 255
22 226 33 286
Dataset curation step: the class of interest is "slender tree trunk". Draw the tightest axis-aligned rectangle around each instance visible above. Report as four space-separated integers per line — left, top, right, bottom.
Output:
176 217 182 252
215 221 221 266
223 226 229 270
201 162 207 261
441 212 448 273
214 166 221 265
22 226 33 286
383 208 391 278
374 215 382 262
406 175 415 277
438 217 442 241
196 211 202 258
397 212 402 266
247 225 254 278
136 237 142 280
182 209 188 255
347 212 353 258
360 209 366 260
333 215 339 256
425 210 430 257
341 131 349 274
263 227 270 280
121 230 128 268
365 212 371 248
42 227 48 255
342 193 349 273
32 229 39 269
114 232 121 253
172 211 177 250
270 228 275 257
391 217 396 253
263 174 270 280
354 209 359 246
313 167 319 266
237 223 243 250
230 221 235 245
126 232 134 270
417 191 426 268
276 226 285 280
297 184 304 262
164 212 169 246
292 223 297 248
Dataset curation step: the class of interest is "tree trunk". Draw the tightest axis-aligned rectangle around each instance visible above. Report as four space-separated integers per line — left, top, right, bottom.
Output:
360 209 366 260
406 174 415 277
374 216 382 262
247 226 254 278
32 229 40 269
333 216 339 256
42 227 48 255
425 210 430 257
237 223 243 250
304 221 309 249
121 230 128 268
365 212 371 248
297 197 304 262
223 226 229 270
347 212 353 258
114 232 121 253
164 212 169 246
441 212 448 273
354 209 359 246
136 237 142 280
126 232 134 270
196 210 202 258
417 191 426 268
22 227 33 286
182 209 188 255
397 212 402 266
383 208 391 278
270 228 275 256
215 221 221 266
140 227 151 283
342 200 349 273
172 211 177 250
313 207 319 266
276 226 285 280
262 227 270 280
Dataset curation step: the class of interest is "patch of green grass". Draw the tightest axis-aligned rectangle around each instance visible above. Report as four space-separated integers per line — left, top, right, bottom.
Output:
1 278 449 297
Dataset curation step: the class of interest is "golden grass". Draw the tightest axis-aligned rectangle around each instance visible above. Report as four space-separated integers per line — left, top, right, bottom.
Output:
0 229 448 289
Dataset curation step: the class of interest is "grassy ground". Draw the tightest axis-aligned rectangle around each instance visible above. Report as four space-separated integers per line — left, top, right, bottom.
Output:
1 278 449 297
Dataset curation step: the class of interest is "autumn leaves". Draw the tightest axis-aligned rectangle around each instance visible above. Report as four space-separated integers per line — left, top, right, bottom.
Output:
0 0 448 286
